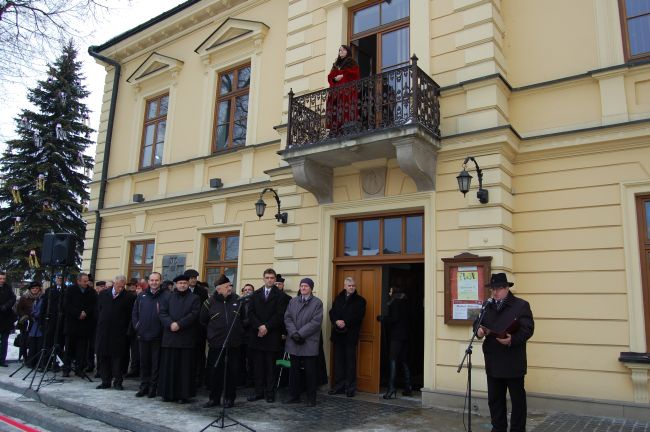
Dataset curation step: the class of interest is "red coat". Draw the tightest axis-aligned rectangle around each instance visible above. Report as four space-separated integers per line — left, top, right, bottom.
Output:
326 64 361 132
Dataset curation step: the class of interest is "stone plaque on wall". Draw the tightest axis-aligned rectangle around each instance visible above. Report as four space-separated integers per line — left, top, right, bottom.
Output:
162 254 186 281
361 167 387 198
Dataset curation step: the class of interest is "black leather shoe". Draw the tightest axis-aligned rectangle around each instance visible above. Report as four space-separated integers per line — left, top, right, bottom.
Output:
283 396 301 404
135 388 148 397
223 400 235 408
203 399 220 408
148 388 157 398
177 398 189 404
266 394 275 403
96 383 111 389
113 382 124 390
247 394 264 402
346 390 355 397
328 388 345 395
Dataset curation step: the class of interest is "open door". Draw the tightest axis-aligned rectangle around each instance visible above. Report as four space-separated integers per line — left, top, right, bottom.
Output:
335 265 382 393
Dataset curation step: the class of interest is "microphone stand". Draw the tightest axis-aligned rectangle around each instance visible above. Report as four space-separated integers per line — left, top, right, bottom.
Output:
200 296 254 432
25 268 58 388
457 299 490 432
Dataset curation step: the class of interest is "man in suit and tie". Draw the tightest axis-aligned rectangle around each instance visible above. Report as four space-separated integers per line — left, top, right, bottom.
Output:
246 268 287 403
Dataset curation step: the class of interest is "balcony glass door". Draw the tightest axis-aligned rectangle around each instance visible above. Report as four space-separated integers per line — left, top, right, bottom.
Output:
350 0 409 76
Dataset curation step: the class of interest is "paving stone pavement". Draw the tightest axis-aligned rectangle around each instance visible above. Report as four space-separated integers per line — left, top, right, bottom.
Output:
0 358 649 432
533 413 650 432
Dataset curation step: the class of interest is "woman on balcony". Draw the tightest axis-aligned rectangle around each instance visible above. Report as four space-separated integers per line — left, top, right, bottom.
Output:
326 45 360 136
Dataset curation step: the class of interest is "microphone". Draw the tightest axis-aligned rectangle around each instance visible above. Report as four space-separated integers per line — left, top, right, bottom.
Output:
239 292 254 302
482 297 494 308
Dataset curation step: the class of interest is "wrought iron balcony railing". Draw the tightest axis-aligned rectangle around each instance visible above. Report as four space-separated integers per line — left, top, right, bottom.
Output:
287 55 440 149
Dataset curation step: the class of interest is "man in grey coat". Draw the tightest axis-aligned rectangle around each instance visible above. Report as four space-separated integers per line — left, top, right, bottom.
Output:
283 278 323 407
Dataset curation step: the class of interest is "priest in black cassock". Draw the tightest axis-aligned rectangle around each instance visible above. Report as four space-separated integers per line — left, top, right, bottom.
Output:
158 274 201 403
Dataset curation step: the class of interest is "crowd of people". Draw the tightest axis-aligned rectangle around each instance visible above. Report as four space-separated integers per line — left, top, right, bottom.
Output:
0 268 379 408
1 268 535 431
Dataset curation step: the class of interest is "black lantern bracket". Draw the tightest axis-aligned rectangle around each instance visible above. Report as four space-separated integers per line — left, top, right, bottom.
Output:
255 187 288 224
456 156 489 204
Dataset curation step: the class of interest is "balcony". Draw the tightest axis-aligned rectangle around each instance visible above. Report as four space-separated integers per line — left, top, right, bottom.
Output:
281 55 441 204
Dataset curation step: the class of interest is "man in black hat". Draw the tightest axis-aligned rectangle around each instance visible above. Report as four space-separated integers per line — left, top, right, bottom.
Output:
475 273 534 432
158 273 200 403
184 268 209 387
200 274 242 408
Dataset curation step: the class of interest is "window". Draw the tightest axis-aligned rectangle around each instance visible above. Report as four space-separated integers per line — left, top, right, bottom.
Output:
636 194 650 351
128 240 155 281
337 212 423 259
140 93 168 169
203 232 239 294
619 0 650 60
349 0 410 76
213 64 250 151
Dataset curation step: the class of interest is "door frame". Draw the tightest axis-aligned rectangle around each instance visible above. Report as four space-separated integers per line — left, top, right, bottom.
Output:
317 193 436 394
332 265 383 393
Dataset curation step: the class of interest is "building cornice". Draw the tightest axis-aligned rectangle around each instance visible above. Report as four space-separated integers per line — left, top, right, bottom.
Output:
92 0 271 63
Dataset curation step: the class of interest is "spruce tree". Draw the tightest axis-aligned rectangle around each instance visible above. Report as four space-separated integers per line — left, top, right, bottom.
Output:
0 42 93 281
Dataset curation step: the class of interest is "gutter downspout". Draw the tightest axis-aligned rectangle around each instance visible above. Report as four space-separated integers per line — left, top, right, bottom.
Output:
87 46 121 277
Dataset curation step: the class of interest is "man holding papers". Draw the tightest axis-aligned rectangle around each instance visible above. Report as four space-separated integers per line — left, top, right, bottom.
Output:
475 273 534 432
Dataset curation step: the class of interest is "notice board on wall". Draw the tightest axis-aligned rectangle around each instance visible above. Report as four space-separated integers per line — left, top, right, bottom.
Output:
442 252 492 325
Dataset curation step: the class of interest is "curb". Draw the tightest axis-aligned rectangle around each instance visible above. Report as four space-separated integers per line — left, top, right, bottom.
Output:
0 398 89 432
0 379 177 432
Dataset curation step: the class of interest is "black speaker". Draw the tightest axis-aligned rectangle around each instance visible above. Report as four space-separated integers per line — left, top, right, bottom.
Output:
41 233 76 266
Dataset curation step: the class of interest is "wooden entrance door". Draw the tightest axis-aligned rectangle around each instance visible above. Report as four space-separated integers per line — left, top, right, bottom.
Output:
335 265 382 393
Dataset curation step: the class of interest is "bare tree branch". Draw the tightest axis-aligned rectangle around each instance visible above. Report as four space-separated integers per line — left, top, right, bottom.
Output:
0 0 126 97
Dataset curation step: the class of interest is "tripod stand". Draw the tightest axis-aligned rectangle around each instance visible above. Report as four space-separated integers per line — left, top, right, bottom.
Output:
10 310 42 379
34 273 68 391
200 297 254 432
14 273 60 388
457 299 490 432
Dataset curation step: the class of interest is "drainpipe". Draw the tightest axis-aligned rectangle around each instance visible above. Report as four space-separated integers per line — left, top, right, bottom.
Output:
87 46 121 277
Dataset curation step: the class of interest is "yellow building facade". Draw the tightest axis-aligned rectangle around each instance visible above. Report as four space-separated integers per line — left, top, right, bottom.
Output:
85 0 650 419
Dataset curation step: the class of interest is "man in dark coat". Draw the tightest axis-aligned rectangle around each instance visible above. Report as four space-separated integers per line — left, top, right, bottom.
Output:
185 268 209 387
41 274 65 371
0 272 16 367
95 275 135 390
377 286 411 398
132 272 167 398
247 268 287 403
200 274 242 408
328 276 366 397
62 272 97 377
158 274 200 403
475 273 534 432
